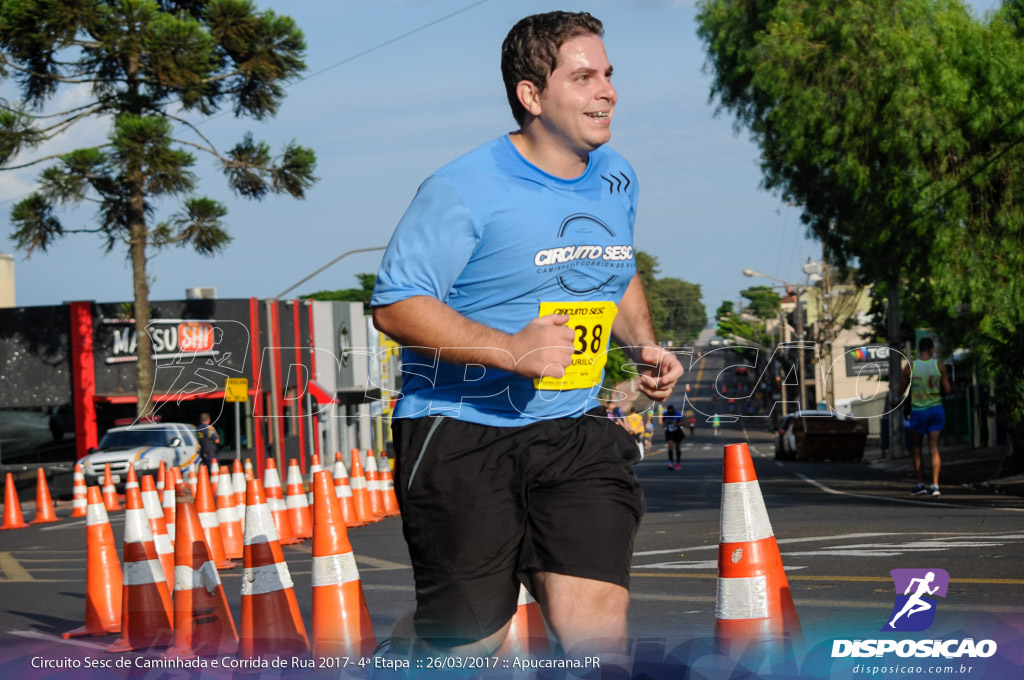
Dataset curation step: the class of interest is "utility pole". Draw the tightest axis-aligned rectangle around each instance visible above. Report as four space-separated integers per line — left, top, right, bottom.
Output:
795 284 808 409
887 282 904 458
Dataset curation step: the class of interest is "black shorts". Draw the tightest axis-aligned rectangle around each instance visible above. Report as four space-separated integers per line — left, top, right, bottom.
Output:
391 407 645 647
665 428 684 443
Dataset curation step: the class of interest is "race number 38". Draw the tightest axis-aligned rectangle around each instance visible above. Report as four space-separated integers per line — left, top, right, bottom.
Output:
535 301 618 391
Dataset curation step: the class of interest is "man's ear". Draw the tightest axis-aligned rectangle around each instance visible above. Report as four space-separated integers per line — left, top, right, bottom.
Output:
516 79 543 118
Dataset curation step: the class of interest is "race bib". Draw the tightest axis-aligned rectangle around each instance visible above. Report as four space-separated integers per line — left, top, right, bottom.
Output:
534 301 618 391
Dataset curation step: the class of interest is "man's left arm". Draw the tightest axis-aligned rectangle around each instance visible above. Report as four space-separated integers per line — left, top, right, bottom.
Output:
611 274 684 402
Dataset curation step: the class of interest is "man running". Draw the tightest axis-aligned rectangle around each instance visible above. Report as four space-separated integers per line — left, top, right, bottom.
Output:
371 11 682 660
900 337 951 497
888 572 939 628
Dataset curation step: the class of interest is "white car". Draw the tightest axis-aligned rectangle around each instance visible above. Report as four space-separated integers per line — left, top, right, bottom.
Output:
80 422 200 489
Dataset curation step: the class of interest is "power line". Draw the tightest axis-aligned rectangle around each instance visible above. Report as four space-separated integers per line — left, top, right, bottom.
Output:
0 0 493 208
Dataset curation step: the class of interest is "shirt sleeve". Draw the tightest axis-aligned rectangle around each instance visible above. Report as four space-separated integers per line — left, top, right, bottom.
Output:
371 175 480 307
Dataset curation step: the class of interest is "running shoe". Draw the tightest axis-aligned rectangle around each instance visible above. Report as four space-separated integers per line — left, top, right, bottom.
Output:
668 463 675 470
911 483 928 495
674 463 681 471
930 485 941 497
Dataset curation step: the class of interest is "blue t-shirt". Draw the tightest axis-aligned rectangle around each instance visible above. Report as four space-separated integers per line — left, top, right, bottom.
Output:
372 135 639 426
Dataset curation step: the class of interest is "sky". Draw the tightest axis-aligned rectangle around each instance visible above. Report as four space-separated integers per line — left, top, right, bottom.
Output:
0 0 1003 325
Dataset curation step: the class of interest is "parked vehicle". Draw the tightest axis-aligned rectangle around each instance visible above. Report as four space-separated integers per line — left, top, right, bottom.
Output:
80 422 200 490
773 410 867 462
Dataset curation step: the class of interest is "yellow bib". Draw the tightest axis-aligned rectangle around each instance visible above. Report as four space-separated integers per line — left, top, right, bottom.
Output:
534 301 618 391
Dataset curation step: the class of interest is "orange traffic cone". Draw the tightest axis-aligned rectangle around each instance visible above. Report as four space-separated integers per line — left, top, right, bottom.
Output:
216 471 243 560
239 479 310 661
165 483 238 659
285 460 313 540
1 472 29 530
306 454 322 506
209 458 220 497
264 458 300 545
497 584 551 659
231 459 246 512
377 451 401 518
102 464 122 512
713 443 802 655
64 486 123 638
157 461 166 492
163 468 179 548
70 464 89 518
311 470 376 659
107 483 173 652
124 464 139 494
196 465 236 570
348 449 375 525
363 450 385 520
141 475 175 595
29 467 60 524
243 458 254 481
332 453 362 528
186 464 198 496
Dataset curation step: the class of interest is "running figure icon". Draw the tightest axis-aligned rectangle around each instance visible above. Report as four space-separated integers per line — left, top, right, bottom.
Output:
888 571 939 628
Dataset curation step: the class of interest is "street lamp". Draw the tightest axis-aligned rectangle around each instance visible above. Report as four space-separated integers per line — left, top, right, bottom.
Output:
742 268 809 411
275 245 388 300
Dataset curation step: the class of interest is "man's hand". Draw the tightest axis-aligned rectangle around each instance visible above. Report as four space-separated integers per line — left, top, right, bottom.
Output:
634 346 683 402
509 313 575 379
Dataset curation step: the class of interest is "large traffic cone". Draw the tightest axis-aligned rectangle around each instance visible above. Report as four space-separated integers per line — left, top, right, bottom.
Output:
310 470 376 659
107 484 173 652
102 464 122 512
378 451 401 518
70 464 89 518
239 479 310 661
1 472 30 530
332 453 362 528
64 486 123 638
196 465 236 570
216 472 244 560
264 458 300 545
29 467 60 524
165 483 238 659
713 443 802 656
141 475 175 595
497 585 550 659
285 460 313 540
348 449 375 525
306 454 322 506
363 450 384 520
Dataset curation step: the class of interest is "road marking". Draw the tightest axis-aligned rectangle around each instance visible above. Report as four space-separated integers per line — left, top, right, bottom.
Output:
795 473 1024 512
0 553 32 582
628 593 1023 613
631 572 1024 585
702 445 711 450
354 555 412 571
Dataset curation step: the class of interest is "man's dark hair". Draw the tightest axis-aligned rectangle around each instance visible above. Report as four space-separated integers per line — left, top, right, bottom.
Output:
501 11 604 126
918 337 934 353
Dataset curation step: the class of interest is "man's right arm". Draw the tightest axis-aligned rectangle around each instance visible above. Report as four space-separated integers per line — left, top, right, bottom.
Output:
372 296 576 380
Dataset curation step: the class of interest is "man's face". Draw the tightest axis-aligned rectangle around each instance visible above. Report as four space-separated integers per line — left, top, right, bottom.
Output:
533 34 617 156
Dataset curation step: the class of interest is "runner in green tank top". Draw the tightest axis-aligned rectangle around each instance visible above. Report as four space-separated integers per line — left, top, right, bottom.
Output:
899 337 952 497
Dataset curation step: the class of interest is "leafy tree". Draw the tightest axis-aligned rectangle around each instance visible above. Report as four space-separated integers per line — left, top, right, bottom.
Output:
2 0 317 417
740 285 780 321
697 0 1024 460
649 277 706 345
306 273 376 313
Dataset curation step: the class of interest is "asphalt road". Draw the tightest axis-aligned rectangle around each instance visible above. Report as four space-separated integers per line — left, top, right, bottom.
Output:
1 347 1022 677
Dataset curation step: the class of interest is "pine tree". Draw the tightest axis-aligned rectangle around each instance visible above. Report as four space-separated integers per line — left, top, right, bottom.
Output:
1 0 317 417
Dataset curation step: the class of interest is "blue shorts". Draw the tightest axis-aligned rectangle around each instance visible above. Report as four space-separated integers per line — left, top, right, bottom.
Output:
908 405 945 434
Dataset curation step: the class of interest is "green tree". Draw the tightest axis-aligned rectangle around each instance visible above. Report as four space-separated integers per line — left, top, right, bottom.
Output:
2 0 317 417
649 277 706 345
740 285 780 321
306 273 377 313
697 0 1024 458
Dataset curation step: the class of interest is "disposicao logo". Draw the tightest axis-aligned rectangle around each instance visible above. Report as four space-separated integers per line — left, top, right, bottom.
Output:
883 568 949 632
831 568 998 660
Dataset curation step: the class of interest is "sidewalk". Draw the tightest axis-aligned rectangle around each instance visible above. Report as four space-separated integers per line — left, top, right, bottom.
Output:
862 442 1024 498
